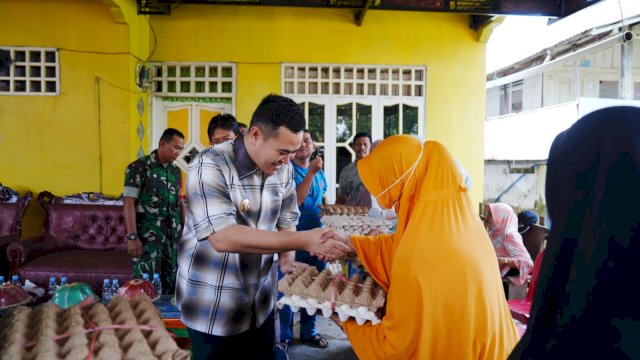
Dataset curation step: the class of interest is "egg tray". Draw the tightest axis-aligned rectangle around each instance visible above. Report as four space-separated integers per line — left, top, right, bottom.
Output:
318 204 369 216
320 214 395 235
0 295 190 360
277 267 386 325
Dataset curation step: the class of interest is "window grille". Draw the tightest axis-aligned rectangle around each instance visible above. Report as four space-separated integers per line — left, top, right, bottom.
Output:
283 64 425 97
151 62 235 99
0 47 59 95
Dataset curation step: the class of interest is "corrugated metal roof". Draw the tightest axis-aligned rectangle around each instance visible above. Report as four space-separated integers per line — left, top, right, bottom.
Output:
486 0 640 75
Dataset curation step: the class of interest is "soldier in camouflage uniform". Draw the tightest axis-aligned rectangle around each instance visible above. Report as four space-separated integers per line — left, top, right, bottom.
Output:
123 128 185 294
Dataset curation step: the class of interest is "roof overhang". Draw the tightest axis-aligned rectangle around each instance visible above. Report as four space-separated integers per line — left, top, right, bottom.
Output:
136 0 603 28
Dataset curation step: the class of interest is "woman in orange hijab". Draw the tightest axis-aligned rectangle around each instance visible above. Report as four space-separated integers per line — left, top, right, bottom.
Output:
323 135 518 359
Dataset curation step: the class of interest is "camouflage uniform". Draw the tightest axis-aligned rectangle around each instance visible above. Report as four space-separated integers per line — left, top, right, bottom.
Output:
124 150 182 294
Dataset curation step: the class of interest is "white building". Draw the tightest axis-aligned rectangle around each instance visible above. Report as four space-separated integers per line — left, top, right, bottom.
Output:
484 5 640 211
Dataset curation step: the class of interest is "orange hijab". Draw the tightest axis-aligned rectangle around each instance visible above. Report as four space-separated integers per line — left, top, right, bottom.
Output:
344 135 518 359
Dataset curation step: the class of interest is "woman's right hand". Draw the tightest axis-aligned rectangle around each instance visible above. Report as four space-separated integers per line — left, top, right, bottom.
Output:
320 229 353 250
305 228 352 261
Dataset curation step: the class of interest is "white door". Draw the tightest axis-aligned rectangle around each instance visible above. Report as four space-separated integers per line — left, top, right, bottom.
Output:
151 98 233 192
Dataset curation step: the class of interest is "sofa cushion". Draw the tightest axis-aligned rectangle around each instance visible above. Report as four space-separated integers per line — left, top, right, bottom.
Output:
19 250 134 293
48 203 128 250
0 202 21 237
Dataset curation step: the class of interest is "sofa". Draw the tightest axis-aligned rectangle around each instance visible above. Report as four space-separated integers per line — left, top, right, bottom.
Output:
0 185 32 276
7 191 134 293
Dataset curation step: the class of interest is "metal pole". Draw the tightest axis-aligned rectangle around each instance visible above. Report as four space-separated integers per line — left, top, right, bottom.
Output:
620 27 634 100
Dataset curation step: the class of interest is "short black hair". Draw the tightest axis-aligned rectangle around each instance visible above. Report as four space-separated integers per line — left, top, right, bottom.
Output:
208 114 240 140
160 128 184 145
303 129 316 142
351 132 371 145
249 94 305 138
237 122 248 129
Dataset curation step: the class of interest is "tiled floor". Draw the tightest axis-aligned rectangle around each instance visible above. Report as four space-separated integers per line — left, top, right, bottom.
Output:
285 312 358 360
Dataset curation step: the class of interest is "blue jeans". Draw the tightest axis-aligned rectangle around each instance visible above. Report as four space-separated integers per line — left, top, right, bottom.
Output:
278 250 326 341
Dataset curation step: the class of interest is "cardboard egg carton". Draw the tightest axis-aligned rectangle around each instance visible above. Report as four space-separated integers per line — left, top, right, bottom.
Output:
319 204 369 216
278 267 386 325
0 295 190 360
320 214 395 235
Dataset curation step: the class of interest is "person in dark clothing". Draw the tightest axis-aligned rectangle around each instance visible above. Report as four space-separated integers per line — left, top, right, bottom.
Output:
517 210 539 235
509 106 640 359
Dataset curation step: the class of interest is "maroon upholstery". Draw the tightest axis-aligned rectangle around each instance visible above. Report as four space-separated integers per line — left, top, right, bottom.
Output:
7 195 133 293
0 190 31 276
18 250 133 293
47 203 129 250
0 202 22 237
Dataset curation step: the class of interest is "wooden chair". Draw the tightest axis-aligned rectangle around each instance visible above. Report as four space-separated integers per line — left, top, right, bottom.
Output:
521 224 549 262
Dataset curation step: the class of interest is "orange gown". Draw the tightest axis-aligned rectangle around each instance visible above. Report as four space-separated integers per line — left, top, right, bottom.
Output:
343 135 518 359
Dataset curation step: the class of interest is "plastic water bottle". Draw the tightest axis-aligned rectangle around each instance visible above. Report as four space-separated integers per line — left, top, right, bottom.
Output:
11 275 22 287
47 277 58 296
111 279 120 297
102 279 112 304
152 273 162 295
60 276 68 286
142 273 150 281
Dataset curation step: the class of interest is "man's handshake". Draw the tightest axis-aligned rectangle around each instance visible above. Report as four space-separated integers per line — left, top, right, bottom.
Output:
304 228 354 262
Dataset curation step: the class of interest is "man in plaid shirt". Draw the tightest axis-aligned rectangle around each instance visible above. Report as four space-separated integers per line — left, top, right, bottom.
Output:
176 94 350 359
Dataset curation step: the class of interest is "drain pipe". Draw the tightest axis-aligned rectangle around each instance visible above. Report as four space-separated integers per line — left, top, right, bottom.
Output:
493 163 545 203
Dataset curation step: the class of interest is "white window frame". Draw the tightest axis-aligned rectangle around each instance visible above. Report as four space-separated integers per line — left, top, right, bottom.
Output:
283 63 426 202
499 80 524 115
150 62 236 100
0 46 60 96
148 62 237 163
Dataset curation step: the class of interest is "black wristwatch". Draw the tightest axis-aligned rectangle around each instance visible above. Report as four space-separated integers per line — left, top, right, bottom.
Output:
126 233 138 241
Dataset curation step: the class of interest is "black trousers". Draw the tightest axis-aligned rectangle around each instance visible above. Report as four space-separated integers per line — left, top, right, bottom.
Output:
502 267 520 298
188 311 276 360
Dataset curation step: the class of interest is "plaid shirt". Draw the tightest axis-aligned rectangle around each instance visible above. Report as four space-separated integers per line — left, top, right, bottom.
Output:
176 136 299 336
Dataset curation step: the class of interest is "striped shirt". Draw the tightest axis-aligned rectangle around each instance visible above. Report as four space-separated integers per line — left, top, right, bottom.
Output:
176 136 300 336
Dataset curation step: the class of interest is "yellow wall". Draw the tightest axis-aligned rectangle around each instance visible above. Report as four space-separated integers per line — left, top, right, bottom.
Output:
151 5 486 203
0 0 134 237
0 2 487 237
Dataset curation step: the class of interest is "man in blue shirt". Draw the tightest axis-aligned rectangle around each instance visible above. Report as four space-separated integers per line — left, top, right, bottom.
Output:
278 129 329 350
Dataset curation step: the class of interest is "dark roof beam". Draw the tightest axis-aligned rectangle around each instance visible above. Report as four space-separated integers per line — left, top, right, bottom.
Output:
136 0 601 18
355 0 374 26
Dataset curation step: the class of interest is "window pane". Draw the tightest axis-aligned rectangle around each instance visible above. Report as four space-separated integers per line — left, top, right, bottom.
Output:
308 102 325 143
511 89 523 113
336 104 353 143
14 51 25 62
599 80 618 99
383 104 400 138
30 81 41 92
355 103 372 136
402 105 419 135
29 51 41 63
45 51 56 63
336 146 353 186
